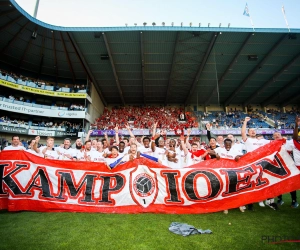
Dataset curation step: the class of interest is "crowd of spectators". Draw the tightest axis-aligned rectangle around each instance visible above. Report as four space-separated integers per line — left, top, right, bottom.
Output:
198 110 247 129
56 121 83 132
0 69 87 94
262 107 300 129
93 106 300 131
0 116 27 125
198 110 275 129
0 116 83 132
73 85 87 93
35 120 83 132
69 103 85 111
93 106 198 131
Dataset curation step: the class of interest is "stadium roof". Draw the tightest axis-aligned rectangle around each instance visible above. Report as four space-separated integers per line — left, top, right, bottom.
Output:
0 0 300 107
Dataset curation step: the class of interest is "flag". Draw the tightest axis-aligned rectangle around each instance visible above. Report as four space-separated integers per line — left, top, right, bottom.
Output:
243 3 255 31
243 3 250 17
140 153 159 162
109 156 126 169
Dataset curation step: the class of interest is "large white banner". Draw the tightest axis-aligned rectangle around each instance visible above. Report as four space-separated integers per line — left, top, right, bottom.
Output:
0 101 86 119
1 140 300 214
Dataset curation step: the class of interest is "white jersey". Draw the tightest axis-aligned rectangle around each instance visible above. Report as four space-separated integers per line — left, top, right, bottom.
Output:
243 137 270 152
187 152 204 167
185 152 194 167
74 148 82 154
103 147 110 154
180 149 190 168
3 145 25 151
138 146 154 157
57 147 76 160
214 147 241 160
117 151 127 159
168 148 185 169
124 146 131 154
39 146 59 159
231 143 244 154
154 147 169 166
285 140 300 166
89 151 106 162
84 150 93 159
75 150 85 161
74 149 93 161
26 148 43 157
122 153 138 162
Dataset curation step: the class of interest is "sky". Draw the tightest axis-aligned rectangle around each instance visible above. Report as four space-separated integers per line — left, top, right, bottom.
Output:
15 0 300 29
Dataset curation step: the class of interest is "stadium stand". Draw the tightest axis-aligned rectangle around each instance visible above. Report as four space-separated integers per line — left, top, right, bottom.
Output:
93 106 199 130
195 111 272 129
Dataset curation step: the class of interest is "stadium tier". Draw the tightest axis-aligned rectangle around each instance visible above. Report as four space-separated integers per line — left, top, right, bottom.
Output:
0 0 299 107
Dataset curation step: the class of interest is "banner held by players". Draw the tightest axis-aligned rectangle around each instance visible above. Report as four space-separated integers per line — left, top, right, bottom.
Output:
0 140 299 214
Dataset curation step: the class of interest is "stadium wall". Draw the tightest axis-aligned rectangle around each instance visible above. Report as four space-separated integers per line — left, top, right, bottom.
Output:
226 105 244 111
206 105 225 112
191 105 205 112
88 83 104 123
264 104 279 109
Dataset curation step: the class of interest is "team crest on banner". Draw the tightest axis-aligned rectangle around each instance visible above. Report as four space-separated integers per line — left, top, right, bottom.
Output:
129 165 158 208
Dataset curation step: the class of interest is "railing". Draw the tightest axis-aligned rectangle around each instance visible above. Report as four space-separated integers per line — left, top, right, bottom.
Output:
0 121 67 131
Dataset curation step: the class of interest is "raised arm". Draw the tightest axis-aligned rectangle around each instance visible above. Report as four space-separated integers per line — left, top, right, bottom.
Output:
206 123 212 141
152 122 158 138
114 124 120 145
185 128 192 150
85 129 93 142
104 132 109 146
151 122 158 152
125 123 143 147
180 134 189 155
151 133 161 152
125 123 135 139
32 136 40 153
241 117 250 142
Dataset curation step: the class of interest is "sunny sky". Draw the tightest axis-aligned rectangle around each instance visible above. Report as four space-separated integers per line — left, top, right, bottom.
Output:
15 0 300 29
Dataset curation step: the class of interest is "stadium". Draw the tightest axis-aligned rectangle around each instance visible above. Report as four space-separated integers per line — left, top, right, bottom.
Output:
0 0 300 249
